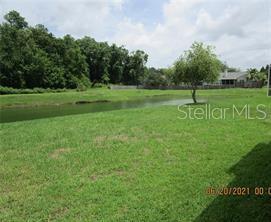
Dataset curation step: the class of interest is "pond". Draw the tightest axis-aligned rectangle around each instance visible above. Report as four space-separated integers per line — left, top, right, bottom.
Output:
0 96 194 123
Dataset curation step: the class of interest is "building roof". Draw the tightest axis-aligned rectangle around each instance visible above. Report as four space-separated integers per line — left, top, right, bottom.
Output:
219 71 248 80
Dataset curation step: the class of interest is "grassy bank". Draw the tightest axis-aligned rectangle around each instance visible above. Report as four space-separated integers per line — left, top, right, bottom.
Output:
1 89 271 221
0 87 267 108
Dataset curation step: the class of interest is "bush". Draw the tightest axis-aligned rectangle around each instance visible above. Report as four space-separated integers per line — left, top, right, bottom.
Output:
0 86 67 95
143 68 168 87
76 83 87 92
92 83 105 88
33 88 46 93
75 76 91 91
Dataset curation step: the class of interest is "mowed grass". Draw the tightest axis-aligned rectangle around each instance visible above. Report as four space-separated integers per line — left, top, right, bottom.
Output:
0 87 267 108
1 87 186 108
0 89 271 221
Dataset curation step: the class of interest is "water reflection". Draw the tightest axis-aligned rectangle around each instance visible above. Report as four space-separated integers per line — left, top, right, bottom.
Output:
0 97 195 123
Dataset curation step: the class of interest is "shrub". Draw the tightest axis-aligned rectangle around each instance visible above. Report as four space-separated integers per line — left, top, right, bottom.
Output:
143 68 168 87
0 86 67 95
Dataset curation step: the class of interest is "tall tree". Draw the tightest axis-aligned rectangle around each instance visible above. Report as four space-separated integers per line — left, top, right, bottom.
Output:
174 42 220 103
247 68 267 85
77 37 111 86
108 44 128 84
29 24 66 88
61 35 89 88
4 10 28 29
0 10 148 89
122 50 148 85
0 11 29 87
143 67 167 87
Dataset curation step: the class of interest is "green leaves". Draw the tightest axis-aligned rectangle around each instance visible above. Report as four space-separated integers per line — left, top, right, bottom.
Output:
174 42 221 85
247 68 267 83
4 10 28 29
0 11 149 89
143 67 168 87
173 42 221 103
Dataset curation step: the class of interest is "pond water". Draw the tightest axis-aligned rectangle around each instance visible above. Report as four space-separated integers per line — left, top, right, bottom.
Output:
0 96 194 123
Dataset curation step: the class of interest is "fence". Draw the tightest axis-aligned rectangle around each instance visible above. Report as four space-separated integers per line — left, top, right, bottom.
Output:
109 85 138 90
138 82 263 90
110 81 264 90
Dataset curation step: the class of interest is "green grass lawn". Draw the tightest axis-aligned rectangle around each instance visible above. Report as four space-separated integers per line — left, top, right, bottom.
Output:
0 87 266 108
0 88 270 221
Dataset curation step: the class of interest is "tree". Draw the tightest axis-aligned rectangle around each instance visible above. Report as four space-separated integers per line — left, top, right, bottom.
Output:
122 50 148 85
247 68 267 85
61 35 89 88
260 66 265 73
0 11 88 88
160 67 174 85
0 11 30 87
247 68 258 80
0 10 148 89
29 24 67 88
260 65 270 80
143 67 167 87
174 42 220 103
77 37 111 86
4 10 28 29
108 44 128 84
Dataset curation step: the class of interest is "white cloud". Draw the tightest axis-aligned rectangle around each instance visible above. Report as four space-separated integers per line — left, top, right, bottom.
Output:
0 0 124 39
0 0 270 69
111 0 271 69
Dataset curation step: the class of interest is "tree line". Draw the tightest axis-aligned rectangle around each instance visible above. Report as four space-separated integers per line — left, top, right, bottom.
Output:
144 59 269 90
1 10 268 95
0 11 148 89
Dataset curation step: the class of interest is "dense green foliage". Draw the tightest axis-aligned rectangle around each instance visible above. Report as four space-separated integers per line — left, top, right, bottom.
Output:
260 65 270 78
0 11 268 93
1 89 270 221
0 11 148 89
248 67 268 84
174 42 221 103
141 67 175 87
0 86 67 95
142 67 168 87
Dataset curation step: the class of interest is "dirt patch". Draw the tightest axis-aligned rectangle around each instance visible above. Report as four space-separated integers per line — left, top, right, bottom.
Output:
94 136 106 144
117 205 129 216
90 174 99 181
49 148 71 159
114 169 126 176
111 135 130 142
48 207 69 220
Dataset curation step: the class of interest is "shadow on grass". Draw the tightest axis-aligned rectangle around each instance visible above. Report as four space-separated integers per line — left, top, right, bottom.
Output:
195 141 271 222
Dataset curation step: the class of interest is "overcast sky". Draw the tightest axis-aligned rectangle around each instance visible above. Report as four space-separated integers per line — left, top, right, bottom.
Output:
1 0 270 70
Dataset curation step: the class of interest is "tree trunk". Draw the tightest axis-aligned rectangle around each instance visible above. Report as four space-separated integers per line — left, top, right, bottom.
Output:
191 86 197 104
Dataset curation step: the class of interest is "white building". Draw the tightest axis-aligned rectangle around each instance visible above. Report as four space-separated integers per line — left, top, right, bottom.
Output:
218 70 248 85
